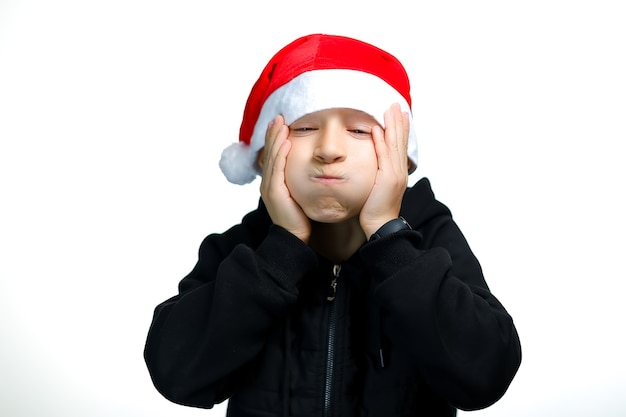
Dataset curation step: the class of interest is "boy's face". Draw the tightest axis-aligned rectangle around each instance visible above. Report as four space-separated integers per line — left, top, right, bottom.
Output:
283 108 379 223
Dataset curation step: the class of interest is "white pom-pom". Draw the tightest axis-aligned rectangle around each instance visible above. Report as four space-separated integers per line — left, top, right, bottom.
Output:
219 142 258 185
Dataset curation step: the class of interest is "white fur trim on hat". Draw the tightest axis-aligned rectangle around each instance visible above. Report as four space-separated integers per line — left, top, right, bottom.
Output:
219 69 417 185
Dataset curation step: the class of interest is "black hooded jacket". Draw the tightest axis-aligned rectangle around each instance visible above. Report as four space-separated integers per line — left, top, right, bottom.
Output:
144 177 521 416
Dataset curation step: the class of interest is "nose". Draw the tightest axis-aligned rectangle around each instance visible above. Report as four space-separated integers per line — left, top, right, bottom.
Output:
313 126 346 164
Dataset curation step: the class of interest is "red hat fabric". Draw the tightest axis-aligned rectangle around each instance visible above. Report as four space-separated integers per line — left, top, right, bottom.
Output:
219 33 417 185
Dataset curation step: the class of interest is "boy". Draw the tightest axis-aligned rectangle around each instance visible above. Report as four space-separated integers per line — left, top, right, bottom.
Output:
144 34 521 417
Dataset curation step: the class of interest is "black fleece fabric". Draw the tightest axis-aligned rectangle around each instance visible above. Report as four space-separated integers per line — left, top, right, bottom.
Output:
144 177 521 417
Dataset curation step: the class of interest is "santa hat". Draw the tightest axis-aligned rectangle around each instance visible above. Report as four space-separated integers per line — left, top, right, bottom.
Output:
219 33 417 185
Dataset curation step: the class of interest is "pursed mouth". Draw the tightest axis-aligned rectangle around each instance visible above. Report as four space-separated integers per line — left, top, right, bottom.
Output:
311 174 346 184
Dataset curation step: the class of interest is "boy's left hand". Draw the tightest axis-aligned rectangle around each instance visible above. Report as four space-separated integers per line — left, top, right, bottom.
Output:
359 103 410 239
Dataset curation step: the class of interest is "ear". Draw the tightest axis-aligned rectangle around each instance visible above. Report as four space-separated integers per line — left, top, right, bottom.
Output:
255 147 266 170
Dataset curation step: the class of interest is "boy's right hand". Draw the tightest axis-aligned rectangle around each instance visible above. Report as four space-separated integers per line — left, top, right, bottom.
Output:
259 115 311 243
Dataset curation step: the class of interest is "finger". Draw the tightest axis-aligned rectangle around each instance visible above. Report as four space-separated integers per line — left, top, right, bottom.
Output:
387 104 409 172
261 116 288 194
399 109 410 152
402 110 410 142
371 124 388 171
382 104 403 172
272 139 291 181
384 104 399 150
263 115 286 175
264 116 282 159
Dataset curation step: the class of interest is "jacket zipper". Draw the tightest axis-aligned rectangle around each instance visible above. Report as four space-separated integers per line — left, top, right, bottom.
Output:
324 264 341 417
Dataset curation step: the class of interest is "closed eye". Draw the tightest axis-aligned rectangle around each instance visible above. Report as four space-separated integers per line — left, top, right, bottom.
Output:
348 128 373 138
289 125 318 137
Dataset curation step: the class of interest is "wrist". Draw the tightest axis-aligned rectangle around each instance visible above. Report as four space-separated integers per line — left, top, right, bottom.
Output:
368 216 411 241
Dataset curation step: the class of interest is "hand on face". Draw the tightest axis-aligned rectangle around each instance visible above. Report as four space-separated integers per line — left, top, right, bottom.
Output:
359 103 410 238
259 105 409 243
259 115 311 243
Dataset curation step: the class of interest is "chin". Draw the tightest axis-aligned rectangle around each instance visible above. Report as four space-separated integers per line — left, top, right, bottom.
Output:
303 204 360 224
294 193 365 224
309 215 346 224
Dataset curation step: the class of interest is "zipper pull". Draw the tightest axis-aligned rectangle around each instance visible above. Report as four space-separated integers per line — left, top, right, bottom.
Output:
327 264 341 301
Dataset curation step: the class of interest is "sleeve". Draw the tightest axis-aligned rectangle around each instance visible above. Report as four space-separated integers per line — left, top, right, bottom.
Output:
359 214 522 411
143 225 318 408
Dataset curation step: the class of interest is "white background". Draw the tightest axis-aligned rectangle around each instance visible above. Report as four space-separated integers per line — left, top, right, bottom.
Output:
1 0 625 416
